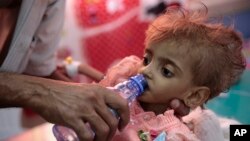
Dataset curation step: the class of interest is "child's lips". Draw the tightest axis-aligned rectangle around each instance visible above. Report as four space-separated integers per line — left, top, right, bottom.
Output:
144 86 149 91
140 84 149 96
142 78 150 94
145 80 150 90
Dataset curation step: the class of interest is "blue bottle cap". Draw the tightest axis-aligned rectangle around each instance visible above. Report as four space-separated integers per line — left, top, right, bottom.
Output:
130 74 148 95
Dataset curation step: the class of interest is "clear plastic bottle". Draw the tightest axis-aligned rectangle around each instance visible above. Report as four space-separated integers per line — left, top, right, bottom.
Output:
52 74 147 141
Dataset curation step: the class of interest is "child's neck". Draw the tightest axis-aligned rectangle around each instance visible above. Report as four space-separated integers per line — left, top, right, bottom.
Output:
139 101 170 115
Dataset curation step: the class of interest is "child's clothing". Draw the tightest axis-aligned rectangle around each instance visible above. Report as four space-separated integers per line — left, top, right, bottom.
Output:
112 101 199 141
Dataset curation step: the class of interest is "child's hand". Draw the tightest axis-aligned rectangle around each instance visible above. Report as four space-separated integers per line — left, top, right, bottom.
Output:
100 55 142 86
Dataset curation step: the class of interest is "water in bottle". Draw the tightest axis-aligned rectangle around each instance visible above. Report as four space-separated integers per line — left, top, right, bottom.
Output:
52 74 147 141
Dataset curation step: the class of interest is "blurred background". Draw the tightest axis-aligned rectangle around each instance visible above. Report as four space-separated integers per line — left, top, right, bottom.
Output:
1 0 250 140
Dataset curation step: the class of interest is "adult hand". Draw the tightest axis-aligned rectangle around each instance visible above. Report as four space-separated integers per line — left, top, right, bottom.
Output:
170 99 190 118
29 80 129 141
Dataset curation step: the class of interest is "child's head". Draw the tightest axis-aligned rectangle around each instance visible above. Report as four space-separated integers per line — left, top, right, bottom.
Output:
137 8 246 113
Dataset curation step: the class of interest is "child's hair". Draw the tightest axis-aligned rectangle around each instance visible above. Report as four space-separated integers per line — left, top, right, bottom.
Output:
145 8 246 100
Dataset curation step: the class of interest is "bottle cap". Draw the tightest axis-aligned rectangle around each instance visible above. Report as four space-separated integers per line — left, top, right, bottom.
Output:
130 74 148 95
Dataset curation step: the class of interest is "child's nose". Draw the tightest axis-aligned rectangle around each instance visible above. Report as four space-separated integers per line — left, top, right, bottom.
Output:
139 66 153 79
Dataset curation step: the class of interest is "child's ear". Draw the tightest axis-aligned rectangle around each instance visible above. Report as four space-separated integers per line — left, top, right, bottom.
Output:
183 87 210 109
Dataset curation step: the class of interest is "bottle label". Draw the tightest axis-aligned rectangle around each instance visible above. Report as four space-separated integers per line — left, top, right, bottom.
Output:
113 80 141 103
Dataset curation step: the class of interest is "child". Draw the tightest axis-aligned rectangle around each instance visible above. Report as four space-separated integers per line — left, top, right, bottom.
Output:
100 8 246 141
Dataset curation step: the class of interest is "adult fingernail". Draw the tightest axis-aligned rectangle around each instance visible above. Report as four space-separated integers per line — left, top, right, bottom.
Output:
171 99 180 108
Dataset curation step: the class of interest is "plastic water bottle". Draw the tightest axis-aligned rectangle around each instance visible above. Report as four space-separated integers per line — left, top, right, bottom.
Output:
52 74 147 141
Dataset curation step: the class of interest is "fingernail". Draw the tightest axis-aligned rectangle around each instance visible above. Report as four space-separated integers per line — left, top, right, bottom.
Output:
171 99 179 108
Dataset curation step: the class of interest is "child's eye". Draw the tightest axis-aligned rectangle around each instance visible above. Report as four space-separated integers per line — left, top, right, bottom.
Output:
143 56 150 66
162 68 174 77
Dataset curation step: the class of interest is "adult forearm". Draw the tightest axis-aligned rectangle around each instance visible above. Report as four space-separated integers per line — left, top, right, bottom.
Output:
0 72 50 108
0 72 130 141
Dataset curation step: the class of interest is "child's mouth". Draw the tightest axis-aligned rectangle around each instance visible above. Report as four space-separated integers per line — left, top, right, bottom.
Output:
140 86 150 98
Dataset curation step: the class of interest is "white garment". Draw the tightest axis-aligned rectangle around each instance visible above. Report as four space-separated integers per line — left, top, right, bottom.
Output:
0 0 65 76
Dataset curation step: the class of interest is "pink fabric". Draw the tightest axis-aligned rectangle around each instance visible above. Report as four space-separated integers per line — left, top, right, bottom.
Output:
99 55 142 87
112 101 199 141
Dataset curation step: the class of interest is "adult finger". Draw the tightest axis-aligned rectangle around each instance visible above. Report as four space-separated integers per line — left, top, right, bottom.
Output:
95 100 119 140
170 99 190 117
71 119 94 141
104 92 130 131
86 112 110 141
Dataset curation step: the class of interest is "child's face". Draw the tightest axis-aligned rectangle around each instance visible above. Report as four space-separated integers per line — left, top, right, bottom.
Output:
138 40 196 107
